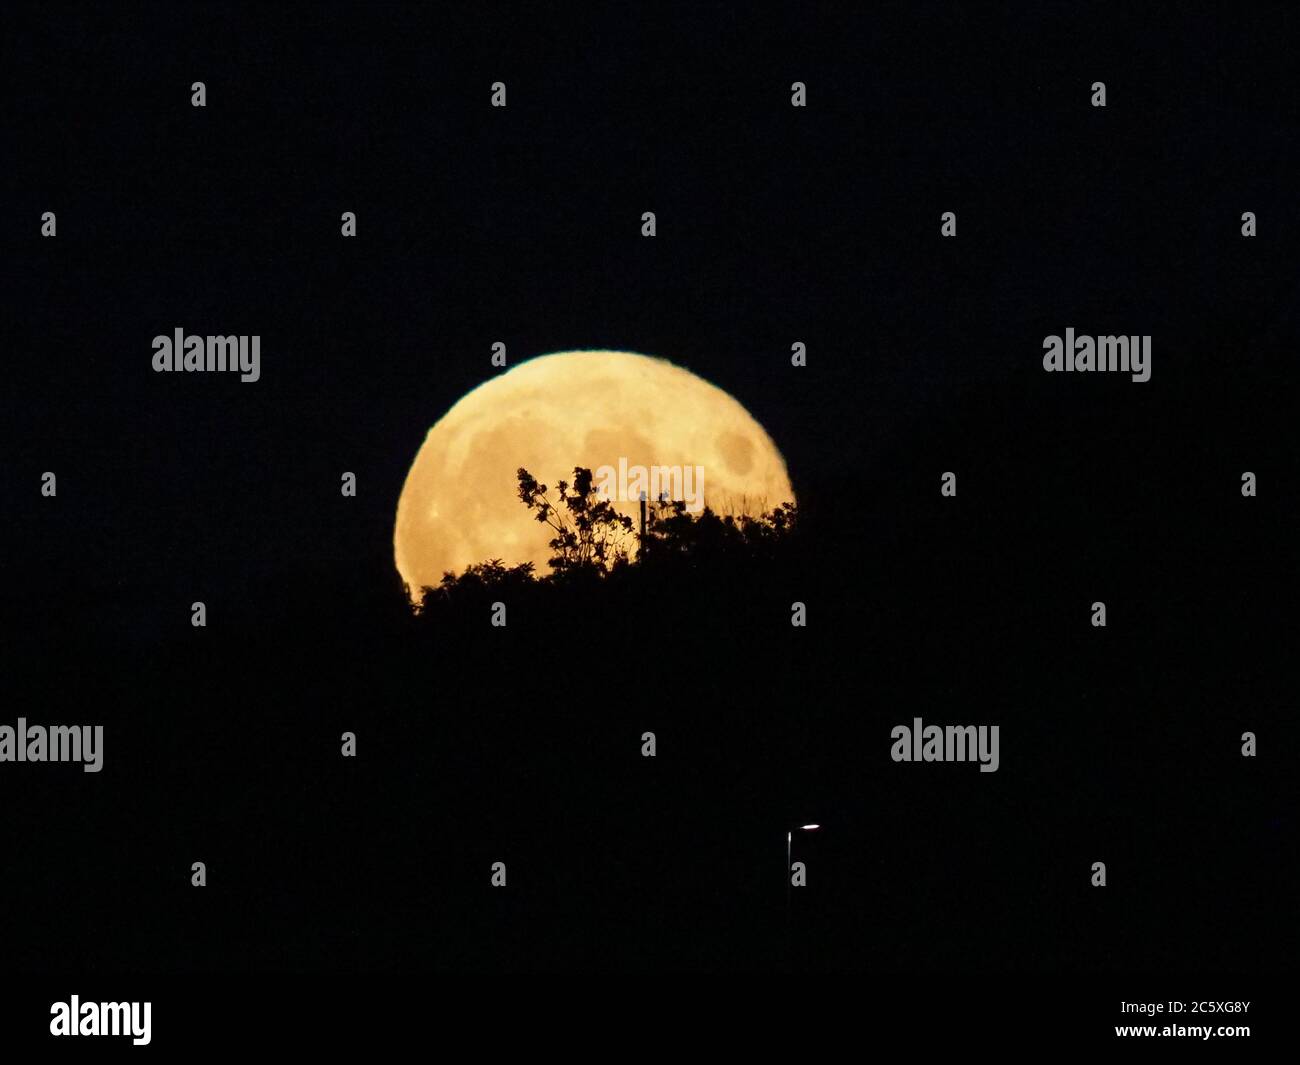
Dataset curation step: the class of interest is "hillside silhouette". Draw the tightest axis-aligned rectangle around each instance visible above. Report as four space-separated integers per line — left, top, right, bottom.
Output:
410 466 801 619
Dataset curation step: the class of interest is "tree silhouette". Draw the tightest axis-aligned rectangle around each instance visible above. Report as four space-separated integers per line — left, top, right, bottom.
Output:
412 466 798 610
413 558 536 613
516 466 634 576
642 494 798 565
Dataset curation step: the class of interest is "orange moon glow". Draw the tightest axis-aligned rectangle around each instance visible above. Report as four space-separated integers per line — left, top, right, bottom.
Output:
394 350 795 600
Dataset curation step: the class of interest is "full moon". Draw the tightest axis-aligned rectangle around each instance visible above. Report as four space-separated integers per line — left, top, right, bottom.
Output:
394 350 795 600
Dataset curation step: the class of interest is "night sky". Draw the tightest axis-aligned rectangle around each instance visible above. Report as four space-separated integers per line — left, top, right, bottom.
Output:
0 2 1292 1047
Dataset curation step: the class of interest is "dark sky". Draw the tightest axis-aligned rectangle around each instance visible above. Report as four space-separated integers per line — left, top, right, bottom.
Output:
6 3 1295 615
0 2 1294 998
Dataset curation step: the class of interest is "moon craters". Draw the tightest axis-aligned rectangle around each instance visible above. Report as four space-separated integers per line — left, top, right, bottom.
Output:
716 431 755 475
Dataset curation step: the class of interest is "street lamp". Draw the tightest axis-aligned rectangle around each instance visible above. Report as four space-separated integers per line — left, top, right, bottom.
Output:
787 823 821 877
786 823 821 957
